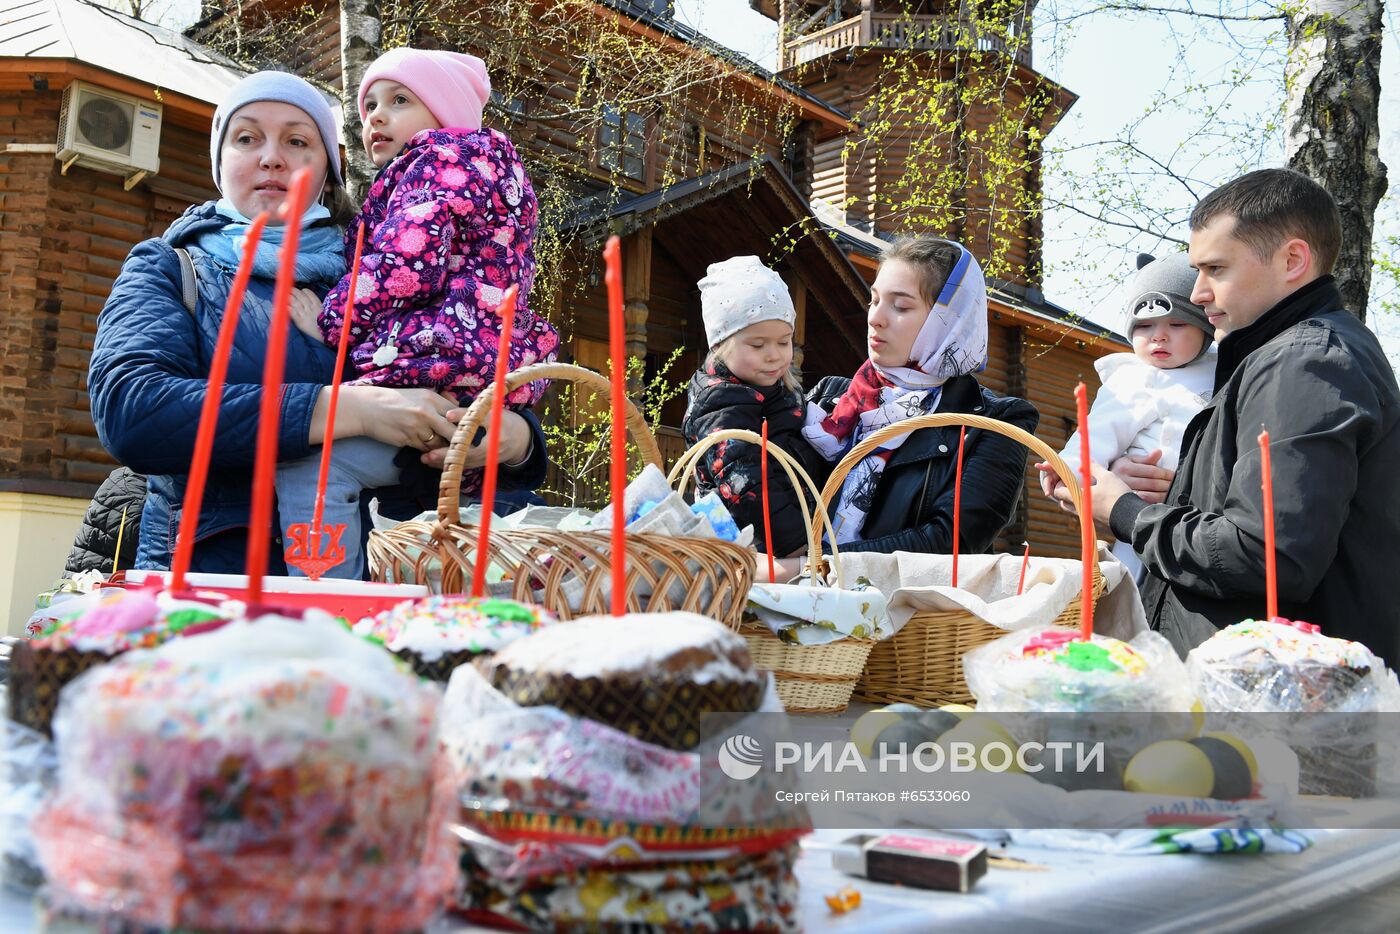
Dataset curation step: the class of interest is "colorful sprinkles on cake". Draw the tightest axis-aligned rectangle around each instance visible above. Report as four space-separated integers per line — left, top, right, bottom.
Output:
1021 628 1147 676
32 588 230 654
1209 618 1373 669
355 596 556 661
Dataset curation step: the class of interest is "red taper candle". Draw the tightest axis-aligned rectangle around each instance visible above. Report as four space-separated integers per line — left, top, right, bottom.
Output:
170 211 269 593
471 285 519 598
603 237 627 616
1259 428 1278 621
245 168 312 606
761 418 776 584
1017 541 1031 596
1074 382 1094 640
952 425 966 588
310 224 365 538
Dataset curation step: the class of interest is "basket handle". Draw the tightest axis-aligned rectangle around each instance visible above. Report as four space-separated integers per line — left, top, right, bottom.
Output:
818 412 1099 579
439 362 664 525
668 429 844 589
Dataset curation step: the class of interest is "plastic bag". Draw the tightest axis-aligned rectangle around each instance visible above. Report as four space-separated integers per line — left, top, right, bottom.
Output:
1187 619 1400 797
32 612 456 933
965 625 1196 713
1 713 56 891
440 663 805 878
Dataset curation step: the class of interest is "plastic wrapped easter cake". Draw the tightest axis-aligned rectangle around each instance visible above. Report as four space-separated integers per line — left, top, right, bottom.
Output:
478 611 767 751
7 586 231 737
446 612 805 932
965 625 1195 713
32 611 456 933
1187 617 1400 797
355 595 557 681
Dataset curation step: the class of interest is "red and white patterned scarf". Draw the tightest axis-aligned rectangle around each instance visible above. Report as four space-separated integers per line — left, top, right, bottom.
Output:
803 243 989 543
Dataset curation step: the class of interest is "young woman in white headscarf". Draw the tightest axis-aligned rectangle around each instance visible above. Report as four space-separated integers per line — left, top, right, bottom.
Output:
782 236 1038 570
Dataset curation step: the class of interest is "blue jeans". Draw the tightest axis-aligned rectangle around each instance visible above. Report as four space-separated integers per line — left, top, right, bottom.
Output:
275 437 401 579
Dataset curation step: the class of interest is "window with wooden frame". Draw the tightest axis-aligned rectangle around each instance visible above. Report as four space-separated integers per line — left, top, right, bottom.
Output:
598 105 649 182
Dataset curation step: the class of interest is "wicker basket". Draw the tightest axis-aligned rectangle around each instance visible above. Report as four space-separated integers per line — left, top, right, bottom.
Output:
668 429 875 715
368 363 755 626
818 412 1106 708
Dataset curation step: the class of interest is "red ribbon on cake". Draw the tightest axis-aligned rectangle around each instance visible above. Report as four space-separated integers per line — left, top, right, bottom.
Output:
761 418 776 584
1258 428 1279 622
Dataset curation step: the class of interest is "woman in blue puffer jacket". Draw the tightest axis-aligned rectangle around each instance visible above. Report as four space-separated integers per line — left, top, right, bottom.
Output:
88 72 546 575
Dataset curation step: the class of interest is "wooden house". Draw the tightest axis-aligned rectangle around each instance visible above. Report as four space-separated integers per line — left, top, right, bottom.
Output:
0 0 1124 632
0 0 244 632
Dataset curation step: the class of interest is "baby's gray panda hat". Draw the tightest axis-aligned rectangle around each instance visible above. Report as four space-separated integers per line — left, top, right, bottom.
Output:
1126 252 1213 361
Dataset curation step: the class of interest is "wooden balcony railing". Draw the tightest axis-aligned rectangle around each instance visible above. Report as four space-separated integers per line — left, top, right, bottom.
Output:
781 12 1032 69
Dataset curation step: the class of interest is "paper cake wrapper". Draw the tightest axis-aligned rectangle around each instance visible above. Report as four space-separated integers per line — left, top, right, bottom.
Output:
6 643 115 738
481 661 765 752
392 646 489 683
456 841 802 933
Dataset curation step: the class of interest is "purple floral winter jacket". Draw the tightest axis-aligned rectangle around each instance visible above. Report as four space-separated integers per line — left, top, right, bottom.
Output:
320 128 559 406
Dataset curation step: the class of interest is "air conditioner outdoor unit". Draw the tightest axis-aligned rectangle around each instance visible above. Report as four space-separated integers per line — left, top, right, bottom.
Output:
56 81 161 189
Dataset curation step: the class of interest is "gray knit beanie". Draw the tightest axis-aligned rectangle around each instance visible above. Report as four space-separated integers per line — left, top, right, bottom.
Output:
699 256 796 347
1126 252 1213 360
210 71 344 193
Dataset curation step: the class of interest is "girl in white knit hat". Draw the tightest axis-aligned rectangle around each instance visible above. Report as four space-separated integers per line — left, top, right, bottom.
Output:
681 256 820 559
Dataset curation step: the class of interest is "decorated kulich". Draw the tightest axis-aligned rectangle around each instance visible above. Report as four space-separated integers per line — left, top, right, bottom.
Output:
965 625 1195 713
480 612 766 751
6 587 230 737
1187 617 1393 798
31 611 456 934
355 595 557 682
1187 618 1384 713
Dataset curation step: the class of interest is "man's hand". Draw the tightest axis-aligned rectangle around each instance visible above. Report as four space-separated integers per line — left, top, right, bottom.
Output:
1109 449 1174 504
1050 460 1133 536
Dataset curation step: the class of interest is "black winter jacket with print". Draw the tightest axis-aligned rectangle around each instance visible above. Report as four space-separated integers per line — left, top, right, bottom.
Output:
807 373 1038 555
681 361 823 558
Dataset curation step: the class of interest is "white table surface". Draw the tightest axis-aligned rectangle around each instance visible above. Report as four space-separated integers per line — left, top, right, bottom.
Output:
6 828 1399 933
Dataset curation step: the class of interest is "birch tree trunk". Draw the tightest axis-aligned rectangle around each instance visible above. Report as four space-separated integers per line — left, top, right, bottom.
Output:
1283 0 1387 322
339 0 382 201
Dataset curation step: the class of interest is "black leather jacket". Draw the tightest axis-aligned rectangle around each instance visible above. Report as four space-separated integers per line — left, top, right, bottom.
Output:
807 373 1039 554
1111 277 1400 664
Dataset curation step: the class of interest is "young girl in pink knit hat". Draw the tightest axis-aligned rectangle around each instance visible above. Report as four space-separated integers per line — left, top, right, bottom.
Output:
279 46 560 579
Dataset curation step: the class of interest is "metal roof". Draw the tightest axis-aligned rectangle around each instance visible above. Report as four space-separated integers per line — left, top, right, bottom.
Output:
0 0 246 105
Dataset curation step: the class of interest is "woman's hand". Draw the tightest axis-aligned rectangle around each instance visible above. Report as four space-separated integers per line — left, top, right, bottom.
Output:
312 386 457 449
419 408 533 471
289 288 326 342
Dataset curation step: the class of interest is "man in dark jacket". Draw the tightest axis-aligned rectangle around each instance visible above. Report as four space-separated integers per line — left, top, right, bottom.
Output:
1077 169 1400 664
